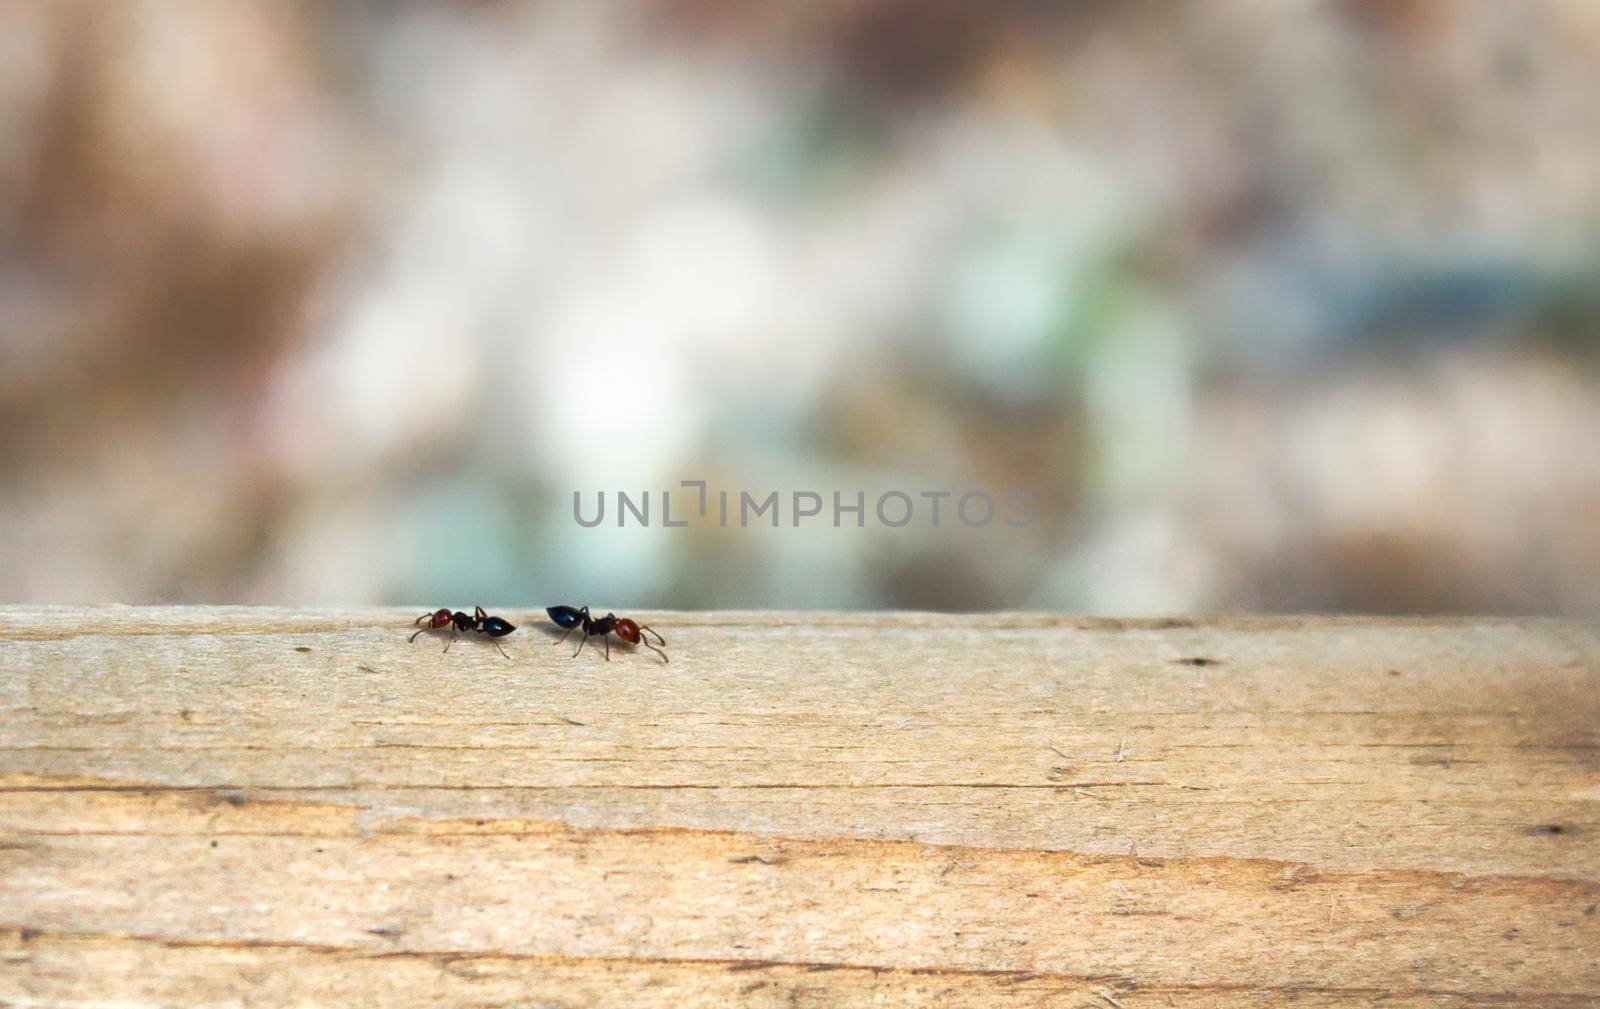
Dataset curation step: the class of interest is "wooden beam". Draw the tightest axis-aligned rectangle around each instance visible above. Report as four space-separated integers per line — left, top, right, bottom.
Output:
1 608 1596 1006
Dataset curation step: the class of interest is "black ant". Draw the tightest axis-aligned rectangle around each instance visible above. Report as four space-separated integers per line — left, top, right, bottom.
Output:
410 606 516 658
546 605 667 663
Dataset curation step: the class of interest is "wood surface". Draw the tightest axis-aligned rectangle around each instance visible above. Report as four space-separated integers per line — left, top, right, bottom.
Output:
1 607 1596 1006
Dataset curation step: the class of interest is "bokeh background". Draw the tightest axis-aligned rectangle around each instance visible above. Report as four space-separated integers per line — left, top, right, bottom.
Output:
3 0 1599 614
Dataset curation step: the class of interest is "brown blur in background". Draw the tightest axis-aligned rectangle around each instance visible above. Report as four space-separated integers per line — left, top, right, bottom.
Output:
2 0 1599 614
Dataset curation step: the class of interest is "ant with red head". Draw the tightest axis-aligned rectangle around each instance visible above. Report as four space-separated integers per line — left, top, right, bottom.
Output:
410 606 516 658
546 605 667 663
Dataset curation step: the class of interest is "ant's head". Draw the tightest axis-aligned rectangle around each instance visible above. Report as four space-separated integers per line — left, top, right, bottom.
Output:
546 605 586 629
426 608 453 629
616 618 667 662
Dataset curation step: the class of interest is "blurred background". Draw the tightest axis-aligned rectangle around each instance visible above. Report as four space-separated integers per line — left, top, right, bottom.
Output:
2 0 1599 614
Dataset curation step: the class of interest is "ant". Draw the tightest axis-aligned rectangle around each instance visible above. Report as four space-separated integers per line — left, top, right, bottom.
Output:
410 606 516 658
546 605 667 663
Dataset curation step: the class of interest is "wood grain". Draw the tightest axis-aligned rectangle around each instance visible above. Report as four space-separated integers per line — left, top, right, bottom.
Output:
1 607 1596 1006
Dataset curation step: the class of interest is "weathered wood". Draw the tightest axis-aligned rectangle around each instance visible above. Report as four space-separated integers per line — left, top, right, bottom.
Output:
1 607 1596 1006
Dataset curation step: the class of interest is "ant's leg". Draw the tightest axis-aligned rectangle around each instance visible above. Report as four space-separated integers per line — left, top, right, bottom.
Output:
474 606 488 624
573 633 587 659
493 637 510 659
603 634 611 661
443 629 456 653
555 626 575 646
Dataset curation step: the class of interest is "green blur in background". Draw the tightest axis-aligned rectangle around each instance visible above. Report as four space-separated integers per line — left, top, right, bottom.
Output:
2 0 1598 615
